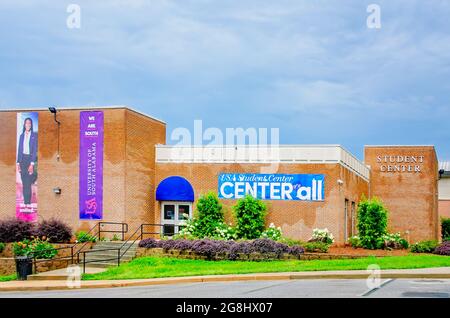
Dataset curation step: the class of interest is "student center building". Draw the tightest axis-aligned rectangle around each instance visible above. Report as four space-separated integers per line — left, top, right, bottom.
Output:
0 106 448 244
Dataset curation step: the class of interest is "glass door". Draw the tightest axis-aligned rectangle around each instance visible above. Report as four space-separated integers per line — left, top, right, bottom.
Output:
161 202 192 236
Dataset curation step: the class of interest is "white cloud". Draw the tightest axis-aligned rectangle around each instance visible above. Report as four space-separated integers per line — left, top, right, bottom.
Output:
0 0 450 157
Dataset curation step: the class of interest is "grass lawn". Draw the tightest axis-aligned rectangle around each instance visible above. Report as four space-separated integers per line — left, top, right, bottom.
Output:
0 274 17 282
83 254 450 280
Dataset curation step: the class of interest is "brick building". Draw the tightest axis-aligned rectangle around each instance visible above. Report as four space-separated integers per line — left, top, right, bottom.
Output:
0 106 443 244
438 162 450 220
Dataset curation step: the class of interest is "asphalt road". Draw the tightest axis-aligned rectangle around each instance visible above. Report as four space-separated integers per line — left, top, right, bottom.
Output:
0 279 449 298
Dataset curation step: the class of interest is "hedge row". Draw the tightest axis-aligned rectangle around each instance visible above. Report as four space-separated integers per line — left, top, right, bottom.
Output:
138 238 304 260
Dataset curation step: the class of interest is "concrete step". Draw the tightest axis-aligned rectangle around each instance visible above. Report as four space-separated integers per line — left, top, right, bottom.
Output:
80 254 134 262
91 245 137 250
90 247 137 253
74 241 138 268
84 250 136 257
91 243 137 251
73 241 140 269
83 251 135 258
92 241 138 247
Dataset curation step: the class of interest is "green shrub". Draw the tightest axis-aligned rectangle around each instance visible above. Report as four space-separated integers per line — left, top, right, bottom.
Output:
278 237 305 247
194 192 225 238
31 238 58 259
441 218 450 241
0 242 5 253
75 231 97 243
410 240 439 253
348 235 362 248
13 240 32 257
357 197 388 249
303 241 330 253
234 195 267 239
13 237 57 259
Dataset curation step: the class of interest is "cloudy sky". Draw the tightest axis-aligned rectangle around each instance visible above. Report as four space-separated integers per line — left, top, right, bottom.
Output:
0 0 449 160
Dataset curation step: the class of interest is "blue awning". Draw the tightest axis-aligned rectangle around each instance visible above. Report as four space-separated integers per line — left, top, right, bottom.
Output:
156 176 194 202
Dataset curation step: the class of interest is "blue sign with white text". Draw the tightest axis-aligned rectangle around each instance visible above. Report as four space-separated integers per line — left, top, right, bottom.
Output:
218 173 325 201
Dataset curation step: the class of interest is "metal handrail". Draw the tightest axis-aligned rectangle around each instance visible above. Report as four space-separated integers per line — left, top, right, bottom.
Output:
98 221 129 241
29 221 101 274
73 221 128 256
118 225 145 260
29 221 129 274
78 223 182 273
140 223 164 240
119 223 176 262
79 248 121 274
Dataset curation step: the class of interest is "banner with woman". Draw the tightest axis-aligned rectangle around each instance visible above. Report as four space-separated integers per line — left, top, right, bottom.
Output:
16 112 38 222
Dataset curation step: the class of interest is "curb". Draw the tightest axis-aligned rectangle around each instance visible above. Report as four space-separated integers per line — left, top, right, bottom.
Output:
1 270 450 292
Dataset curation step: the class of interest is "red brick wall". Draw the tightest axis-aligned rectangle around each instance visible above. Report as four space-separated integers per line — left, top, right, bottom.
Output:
439 200 450 219
364 146 439 242
154 162 369 243
124 109 166 233
0 108 166 237
0 108 127 233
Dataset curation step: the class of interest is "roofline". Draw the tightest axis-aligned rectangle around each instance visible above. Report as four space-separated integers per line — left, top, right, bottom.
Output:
155 144 370 181
159 144 344 148
0 105 166 125
364 145 435 148
158 144 364 163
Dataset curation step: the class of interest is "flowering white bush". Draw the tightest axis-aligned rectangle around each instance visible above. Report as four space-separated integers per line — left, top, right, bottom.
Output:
348 235 361 248
215 223 237 240
310 228 334 244
177 217 238 240
381 232 408 250
177 216 197 237
261 223 283 241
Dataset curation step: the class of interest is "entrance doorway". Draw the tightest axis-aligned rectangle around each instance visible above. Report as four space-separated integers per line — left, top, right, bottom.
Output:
160 202 192 236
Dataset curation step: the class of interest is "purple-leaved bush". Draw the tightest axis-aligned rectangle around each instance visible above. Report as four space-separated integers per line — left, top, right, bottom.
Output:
138 238 158 248
36 218 73 243
138 237 305 260
434 241 450 256
0 218 37 242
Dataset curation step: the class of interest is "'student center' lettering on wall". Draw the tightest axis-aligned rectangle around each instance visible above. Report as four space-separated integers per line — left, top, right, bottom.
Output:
376 155 424 173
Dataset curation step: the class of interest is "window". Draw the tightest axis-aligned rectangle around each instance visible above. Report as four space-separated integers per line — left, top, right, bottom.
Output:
351 201 356 236
160 202 192 236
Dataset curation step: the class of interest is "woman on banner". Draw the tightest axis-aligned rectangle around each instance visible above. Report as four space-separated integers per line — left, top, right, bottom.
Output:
16 117 38 208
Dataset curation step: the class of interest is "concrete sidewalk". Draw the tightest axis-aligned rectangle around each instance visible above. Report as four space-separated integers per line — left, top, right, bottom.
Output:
27 267 105 281
1 267 449 292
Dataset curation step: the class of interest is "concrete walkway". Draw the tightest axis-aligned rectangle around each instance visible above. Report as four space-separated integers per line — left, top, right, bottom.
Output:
27 267 106 281
1 267 449 292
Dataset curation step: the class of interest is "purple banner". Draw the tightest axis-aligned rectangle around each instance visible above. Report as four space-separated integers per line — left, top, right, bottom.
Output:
79 111 103 220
